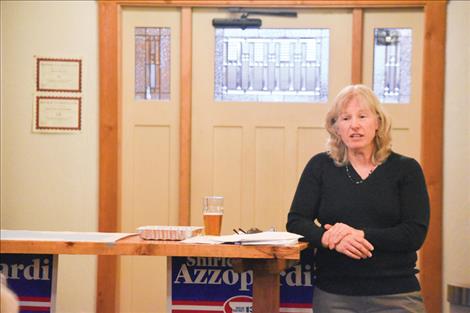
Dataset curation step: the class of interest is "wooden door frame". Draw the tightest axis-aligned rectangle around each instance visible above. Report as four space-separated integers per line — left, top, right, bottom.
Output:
98 1 446 312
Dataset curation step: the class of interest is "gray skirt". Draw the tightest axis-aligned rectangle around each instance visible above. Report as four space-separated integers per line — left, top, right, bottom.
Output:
313 287 426 313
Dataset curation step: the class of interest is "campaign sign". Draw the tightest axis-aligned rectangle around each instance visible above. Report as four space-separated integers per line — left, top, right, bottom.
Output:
0 254 57 313
170 256 313 313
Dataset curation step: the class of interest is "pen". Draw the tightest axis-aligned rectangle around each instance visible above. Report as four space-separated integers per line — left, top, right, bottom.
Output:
233 229 239 234
238 228 246 234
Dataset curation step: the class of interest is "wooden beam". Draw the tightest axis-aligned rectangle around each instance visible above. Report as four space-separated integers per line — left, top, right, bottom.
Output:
98 2 120 313
420 2 446 313
113 0 428 8
179 7 192 226
351 8 364 84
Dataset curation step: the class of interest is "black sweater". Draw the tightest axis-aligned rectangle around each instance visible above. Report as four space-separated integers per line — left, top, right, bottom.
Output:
286 152 430 296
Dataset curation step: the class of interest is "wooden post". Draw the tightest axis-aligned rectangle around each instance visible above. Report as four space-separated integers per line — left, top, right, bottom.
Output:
420 2 446 313
351 8 364 84
179 7 192 226
98 1 120 312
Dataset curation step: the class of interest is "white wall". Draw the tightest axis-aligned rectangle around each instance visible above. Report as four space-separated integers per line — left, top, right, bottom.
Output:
0 1 98 312
443 1 470 313
1 1 469 313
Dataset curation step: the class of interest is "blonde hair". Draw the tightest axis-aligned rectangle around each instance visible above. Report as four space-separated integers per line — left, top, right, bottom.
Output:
325 84 392 166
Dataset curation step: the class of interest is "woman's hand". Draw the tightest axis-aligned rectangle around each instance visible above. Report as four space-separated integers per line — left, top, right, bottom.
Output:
335 233 373 259
321 223 374 259
321 223 355 249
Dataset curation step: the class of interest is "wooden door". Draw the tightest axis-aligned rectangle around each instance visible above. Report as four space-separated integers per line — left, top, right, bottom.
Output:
120 7 180 313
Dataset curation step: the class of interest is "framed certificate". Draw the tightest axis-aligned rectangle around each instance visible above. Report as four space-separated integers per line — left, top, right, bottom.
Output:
35 96 82 132
36 58 82 92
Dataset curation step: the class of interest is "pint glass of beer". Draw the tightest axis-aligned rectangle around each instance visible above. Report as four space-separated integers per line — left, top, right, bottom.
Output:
203 196 224 236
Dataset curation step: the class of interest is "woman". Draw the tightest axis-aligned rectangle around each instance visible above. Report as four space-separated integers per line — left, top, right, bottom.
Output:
287 84 430 313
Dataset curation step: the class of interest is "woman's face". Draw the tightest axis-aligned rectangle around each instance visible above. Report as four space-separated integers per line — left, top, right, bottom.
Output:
335 97 379 154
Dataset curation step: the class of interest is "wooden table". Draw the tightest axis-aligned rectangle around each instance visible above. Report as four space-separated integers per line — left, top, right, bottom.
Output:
0 233 308 313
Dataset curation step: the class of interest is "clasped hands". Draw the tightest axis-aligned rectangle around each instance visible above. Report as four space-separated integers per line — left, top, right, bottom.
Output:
321 223 374 260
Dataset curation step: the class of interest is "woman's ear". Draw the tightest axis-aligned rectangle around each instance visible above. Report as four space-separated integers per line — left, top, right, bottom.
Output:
333 124 339 135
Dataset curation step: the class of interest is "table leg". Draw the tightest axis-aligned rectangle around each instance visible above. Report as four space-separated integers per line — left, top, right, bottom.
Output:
252 261 280 313
232 259 296 313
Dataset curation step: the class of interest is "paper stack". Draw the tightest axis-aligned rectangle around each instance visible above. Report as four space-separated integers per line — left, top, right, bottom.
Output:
0 229 136 243
181 231 303 246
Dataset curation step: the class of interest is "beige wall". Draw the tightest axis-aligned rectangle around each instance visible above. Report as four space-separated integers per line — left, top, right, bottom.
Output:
443 1 470 313
0 1 468 313
0 1 98 312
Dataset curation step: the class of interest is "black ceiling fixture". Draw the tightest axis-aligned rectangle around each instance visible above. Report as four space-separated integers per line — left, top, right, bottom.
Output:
212 8 297 30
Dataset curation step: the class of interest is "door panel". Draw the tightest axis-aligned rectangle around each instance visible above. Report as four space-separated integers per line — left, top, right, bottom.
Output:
121 7 180 313
213 127 244 228
191 8 352 233
254 127 285 230
297 127 329 175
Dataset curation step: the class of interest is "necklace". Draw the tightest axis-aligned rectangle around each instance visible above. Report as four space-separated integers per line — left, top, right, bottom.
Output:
345 164 375 185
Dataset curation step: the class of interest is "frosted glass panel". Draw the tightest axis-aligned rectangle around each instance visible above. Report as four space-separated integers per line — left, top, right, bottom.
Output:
135 27 171 100
215 28 329 103
373 28 412 103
